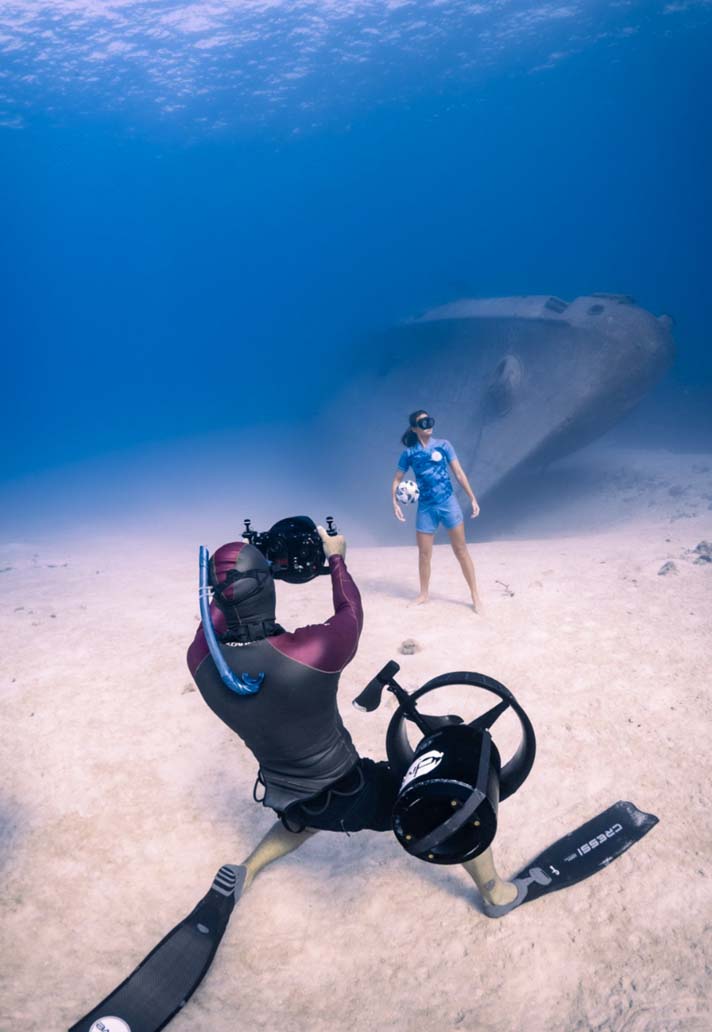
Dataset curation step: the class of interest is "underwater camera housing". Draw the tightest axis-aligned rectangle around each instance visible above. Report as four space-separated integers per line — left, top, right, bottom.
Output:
242 515 337 584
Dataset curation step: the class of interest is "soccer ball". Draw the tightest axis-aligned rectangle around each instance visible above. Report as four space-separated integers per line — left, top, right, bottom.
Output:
396 480 420 505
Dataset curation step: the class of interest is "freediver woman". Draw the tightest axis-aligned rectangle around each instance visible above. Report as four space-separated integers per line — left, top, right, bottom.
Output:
392 409 482 611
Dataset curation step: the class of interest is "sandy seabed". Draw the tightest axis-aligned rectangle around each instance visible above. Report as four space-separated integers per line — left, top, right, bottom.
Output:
1 445 711 1032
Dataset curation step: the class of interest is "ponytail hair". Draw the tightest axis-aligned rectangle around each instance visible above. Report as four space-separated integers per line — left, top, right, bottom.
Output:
401 409 428 448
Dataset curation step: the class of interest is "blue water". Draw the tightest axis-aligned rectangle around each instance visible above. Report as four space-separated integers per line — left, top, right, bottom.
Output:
1 1 710 534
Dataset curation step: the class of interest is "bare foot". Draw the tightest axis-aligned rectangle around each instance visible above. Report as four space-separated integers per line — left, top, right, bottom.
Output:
471 596 483 613
411 594 429 606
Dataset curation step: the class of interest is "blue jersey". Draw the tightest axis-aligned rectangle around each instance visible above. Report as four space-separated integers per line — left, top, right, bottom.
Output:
397 438 458 506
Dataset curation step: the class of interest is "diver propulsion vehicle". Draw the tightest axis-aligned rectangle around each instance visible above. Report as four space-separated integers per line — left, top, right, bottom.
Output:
354 660 536 863
198 515 338 696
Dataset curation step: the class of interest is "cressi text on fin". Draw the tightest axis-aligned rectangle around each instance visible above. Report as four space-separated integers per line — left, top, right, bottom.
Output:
483 801 658 918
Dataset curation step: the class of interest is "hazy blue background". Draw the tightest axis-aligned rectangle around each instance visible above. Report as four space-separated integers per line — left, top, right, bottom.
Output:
1 0 710 537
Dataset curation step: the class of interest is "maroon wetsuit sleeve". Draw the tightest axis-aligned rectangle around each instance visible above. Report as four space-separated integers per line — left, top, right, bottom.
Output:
269 554 363 673
187 600 228 678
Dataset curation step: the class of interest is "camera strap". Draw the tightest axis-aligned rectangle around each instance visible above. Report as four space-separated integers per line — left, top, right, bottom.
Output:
220 619 286 643
212 567 272 603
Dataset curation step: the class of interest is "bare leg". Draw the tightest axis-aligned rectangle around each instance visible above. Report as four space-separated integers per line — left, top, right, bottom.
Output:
413 531 434 604
241 821 318 891
447 522 481 611
461 846 518 907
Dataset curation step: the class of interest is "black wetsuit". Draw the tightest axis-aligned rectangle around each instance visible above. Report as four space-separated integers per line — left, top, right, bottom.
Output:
187 554 399 832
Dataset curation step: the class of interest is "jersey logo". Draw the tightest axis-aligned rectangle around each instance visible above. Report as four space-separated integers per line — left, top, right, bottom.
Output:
431 450 442 462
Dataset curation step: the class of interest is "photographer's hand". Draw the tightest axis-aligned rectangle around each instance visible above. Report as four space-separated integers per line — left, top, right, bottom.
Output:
317 525 346 560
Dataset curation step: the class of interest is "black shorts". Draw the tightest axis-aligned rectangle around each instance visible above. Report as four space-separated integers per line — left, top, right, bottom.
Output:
278 758 402 834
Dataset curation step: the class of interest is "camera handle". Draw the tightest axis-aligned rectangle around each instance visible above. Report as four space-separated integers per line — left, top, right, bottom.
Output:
353 660 441 738
243 517 336 540
242 519 258 545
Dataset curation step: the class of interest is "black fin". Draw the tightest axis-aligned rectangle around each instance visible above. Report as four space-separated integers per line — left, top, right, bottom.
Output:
484 801 658 918
68 865 246 1032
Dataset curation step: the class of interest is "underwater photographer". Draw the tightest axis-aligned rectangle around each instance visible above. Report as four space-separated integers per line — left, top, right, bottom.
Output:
186 517 403 891
69 515 659 1031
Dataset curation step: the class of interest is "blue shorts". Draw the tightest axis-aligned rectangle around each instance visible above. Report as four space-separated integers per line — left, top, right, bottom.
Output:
416 494 463 534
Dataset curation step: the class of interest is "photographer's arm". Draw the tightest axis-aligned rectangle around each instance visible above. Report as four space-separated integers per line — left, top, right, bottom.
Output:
271 529 363 673
318 525 363 657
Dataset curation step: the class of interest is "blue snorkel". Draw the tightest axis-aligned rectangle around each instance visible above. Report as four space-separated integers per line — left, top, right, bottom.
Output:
198 545 265 697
